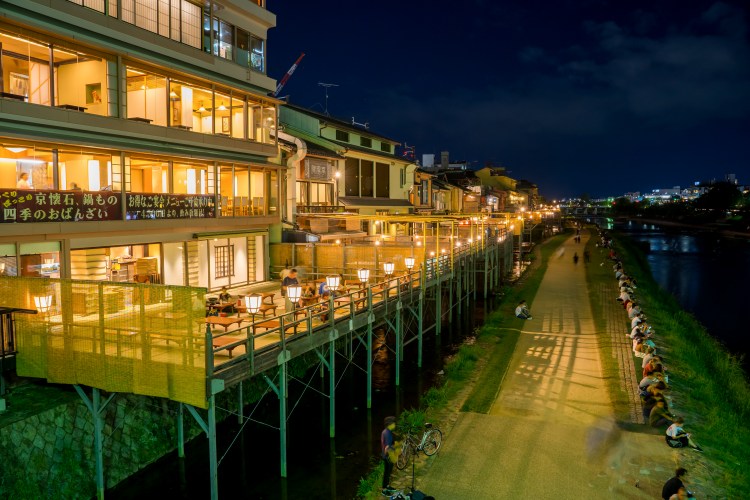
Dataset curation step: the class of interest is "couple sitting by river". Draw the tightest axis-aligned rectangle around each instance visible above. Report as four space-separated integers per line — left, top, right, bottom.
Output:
603 230 705 453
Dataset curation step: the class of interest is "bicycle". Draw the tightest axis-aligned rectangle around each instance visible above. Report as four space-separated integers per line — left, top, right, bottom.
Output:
396 423 442 470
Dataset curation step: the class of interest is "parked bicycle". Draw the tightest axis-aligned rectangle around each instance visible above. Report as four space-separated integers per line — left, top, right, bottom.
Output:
396 423 442 470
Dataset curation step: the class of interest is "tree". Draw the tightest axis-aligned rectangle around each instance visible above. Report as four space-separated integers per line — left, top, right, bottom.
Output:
693 182 742 211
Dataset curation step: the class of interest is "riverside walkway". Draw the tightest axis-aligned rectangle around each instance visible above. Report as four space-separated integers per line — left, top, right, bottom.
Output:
419 233 682 499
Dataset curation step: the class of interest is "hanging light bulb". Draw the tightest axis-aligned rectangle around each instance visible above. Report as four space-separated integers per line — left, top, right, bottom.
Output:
198 101 206 113
218 102 227 111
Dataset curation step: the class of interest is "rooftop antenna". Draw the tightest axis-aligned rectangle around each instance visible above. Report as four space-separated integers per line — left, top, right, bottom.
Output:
352 117 369 129
318 82 339 116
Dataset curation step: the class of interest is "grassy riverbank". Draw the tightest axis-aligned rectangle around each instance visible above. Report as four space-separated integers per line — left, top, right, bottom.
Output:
356 232 570 498
605 231 750 495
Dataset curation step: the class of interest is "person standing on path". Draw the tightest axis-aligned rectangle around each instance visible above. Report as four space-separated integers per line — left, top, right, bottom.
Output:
573 252 579 265
381 416 397 495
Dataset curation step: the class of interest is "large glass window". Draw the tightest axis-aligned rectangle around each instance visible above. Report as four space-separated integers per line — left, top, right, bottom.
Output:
169 80 212 133
218 164 251 216
230 94 245 139
58 150 114 191
361 160 373 197
0 32 51 105
250 169 265 215
128 157 168 193
376 162 390 198
1 30 112 116
53 47 109 116
344 158 359 196
268 170 278 215
126 67 167 126
309 182 333 205
0 145 54 190
173 162 211 194
214 91 231 135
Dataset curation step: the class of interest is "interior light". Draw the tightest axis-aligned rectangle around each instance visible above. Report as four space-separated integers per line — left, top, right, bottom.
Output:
218 103 227 111
5 147 27 154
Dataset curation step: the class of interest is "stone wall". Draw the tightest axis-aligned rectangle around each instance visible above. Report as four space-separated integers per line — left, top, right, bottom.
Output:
0 393 201 498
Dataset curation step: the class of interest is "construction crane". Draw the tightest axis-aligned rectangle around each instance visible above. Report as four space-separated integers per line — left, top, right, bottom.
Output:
273 52 305 97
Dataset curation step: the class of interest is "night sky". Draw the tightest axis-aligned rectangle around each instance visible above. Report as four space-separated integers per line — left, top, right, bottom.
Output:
267 1 750 199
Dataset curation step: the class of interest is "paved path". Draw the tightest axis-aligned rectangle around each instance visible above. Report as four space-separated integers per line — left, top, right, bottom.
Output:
419 234 673 499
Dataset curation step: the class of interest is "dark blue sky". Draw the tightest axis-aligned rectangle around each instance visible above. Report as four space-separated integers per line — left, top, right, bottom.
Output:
267 1 750 199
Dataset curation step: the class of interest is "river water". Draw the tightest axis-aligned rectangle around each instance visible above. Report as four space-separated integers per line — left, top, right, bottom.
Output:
616 221 750 370
110 299 491 499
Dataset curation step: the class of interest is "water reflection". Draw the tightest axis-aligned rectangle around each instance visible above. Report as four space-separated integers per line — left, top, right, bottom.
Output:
618 223 750 368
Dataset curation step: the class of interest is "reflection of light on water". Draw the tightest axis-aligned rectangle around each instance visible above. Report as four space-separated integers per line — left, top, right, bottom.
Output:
511 260 529 279
372 328 391 390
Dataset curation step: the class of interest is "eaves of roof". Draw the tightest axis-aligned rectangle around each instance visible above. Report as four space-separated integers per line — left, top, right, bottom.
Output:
281 126 345 155
284 103 401 144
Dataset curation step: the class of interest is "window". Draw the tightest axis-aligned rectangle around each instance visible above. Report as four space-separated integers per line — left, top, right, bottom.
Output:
173 162 211 194
375 163 389 198
127 158 168 193
215 244 234 278
120 0 201 48
212 19 234 60
0 31 112 116
336 130 349 142
421 180 429 205
169 80 212 134
381 143 391 153
58 150 114 191
126 67 167 126
250 36 265 72
360 137 372 148
238 31 265 72
360 160 373 197
344 157 359 196
0 145 54 190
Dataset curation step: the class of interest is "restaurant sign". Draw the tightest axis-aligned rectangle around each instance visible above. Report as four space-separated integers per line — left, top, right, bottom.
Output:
0 189 121 223
125 193 215 220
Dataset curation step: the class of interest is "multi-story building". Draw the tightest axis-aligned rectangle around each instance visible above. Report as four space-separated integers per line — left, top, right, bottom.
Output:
0 0 280 292
279 103 417 240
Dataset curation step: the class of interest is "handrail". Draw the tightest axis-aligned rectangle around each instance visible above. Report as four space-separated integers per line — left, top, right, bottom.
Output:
209 269 424 375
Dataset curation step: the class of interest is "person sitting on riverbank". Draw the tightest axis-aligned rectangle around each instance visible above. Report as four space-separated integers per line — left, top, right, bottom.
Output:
650 399 676 427
666 417 703 451
643 357 664 378
515 300 532 320
642 347 657 368
662 467 688 500
631 313 645 329
639 372 666 391
627 302 642 318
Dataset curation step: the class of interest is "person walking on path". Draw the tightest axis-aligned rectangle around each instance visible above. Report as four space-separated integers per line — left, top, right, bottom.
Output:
381 416 397 495
573 252 579 265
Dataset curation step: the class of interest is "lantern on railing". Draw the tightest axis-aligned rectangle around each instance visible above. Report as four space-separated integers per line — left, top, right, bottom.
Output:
244 294 263 314
287 285 302 304
325 275 341 292
404 257 415 271
383 262 395 277
34 294 53 314
244 293 263 323
358 268 370 284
